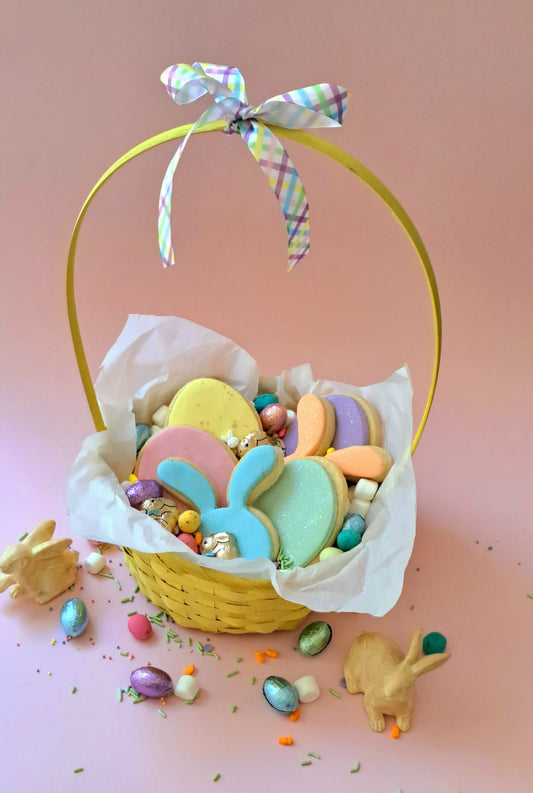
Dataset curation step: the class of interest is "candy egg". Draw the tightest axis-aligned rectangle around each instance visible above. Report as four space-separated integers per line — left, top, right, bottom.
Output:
177 533 199 553
135 423 152 454
178 510 201 534
343 513 365 533
298 621 332 657
128 613 152 641
259 403 288 435
254 393 278 413
126 479 163 507
262 675 299 713
60 597 89 637
336 527 362 551
423 631 447 655
130 666 173 698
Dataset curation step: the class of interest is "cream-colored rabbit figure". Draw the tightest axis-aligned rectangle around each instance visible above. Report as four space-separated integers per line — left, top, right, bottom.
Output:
0 520 79 605
344 629 450 732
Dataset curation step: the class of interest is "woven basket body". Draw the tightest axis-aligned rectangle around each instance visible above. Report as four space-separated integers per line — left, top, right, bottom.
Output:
67 121 440 634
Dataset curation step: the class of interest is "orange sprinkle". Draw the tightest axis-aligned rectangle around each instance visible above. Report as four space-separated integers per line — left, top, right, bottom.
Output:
278 736 293 746
183 664 195 676
391 724 400 739
263 649 278 659
254 650 265 664
289 708 301 722
194 531 202 545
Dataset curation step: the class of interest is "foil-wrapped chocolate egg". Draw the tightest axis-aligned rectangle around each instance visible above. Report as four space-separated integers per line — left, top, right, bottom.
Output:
139 497 180 532
60 597 89 637
126 479 163 507
259 403 288 435
130 666 173 698
236 430 271 458
135 423 152 454
297 621 332 657
262 675 299 713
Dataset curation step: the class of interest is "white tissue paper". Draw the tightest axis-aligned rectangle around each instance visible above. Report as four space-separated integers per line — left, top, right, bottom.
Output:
67 314 416 616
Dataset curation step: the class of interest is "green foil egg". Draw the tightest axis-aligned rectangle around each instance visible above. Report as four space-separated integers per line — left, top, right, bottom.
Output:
298 620 332 657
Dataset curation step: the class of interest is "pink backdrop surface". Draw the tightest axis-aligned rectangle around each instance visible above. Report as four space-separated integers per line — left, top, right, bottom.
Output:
1 1 532 791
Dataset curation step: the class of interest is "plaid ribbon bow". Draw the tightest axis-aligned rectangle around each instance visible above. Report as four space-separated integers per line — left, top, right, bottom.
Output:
158 62 349 270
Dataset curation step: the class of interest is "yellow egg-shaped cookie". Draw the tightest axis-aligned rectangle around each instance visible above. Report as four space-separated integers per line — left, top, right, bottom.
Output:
166 378 262 444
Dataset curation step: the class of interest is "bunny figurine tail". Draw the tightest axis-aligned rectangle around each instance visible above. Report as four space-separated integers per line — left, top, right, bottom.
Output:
0 520 79 605
344 629 451 732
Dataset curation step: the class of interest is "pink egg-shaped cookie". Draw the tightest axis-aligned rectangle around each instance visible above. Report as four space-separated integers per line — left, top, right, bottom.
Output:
136 426 237 507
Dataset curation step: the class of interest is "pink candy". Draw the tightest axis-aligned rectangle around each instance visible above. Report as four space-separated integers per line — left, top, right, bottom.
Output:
127 613 152 640
177 533 199 553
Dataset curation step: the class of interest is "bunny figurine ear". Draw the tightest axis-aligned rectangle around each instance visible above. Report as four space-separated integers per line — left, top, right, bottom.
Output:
32 538 75 561
411 652 451 678
25 520 56 548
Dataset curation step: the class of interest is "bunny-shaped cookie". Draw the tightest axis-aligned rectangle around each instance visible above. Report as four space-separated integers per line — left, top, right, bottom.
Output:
0 520 79 605
157 445 283 561
344 629 450 732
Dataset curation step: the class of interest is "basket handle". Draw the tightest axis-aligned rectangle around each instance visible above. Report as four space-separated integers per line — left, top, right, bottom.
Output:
66 120 441 455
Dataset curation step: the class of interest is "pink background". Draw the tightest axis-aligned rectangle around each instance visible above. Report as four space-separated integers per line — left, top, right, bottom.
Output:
1 1 532 790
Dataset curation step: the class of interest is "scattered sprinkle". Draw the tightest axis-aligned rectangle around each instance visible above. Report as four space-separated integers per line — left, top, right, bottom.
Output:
212 773 221 782
254 650 265 664
527 593 533 600
51 638 57 646
278 736 293 746
121 596 135 604
127 611 137 616
308 752 321 759
18 532 28 542
231 705 238 713
205 651 220 660
203 643 213 652
235 657 242 663
391 724 400 739
226 670 239 678
196 641 204 654
188 637 192 646
183 664 195 676
117 688 123 702
98 572 114 579
250 677 256 685
158 708 166 718
350 761 360 773
115 579 122 590
289 708 301 722
263 648 279 658
71 686 77 694
73 768 84 774
134 584 140 593
339 677 347 688
301 760 312 766
329 688 341 698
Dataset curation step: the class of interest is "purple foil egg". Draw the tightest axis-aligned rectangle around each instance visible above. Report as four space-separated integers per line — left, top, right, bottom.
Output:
126 479 163 507
130 666 173 698
259 403 288 435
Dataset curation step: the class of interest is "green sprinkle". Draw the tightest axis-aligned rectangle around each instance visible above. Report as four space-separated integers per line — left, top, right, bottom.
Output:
308 752 321 759
120 651 129 657
73 768 84 774
350 761 360 773
196 641 204 654
250 676 256 685
527 593 533 599
205 651 220 660
148 615 163 625
117 688 123 702
329 688 341 698
166 629 177 638
134 584 140 593
71 686 77 694
98 572 114 579
115 579 122 590
235 657 242 663
121 596 134 603
18 532 28 542
158 708 166 718
132 696 146 704
226 670 239 678
301 760 312 766
127 611 137 616
156 610 165 618
188 637 192 646
213 773 221 782
231 705 238 712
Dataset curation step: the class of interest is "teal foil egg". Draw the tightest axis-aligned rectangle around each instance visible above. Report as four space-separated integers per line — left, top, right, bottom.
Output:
253 393 278 413
135 423 152 454
262 675 299 713
298 621 332 657
60 597 89 637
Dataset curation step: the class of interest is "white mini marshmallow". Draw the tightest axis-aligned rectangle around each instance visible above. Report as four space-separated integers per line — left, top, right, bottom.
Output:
83 552 106 575
348 498 371 519
152 405 169 427
293 675 320 703
151 424 162 436
354 478 379 501
174 674 200 701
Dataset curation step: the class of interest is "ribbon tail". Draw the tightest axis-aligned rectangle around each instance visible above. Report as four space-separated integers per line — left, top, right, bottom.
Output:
240 120 310 269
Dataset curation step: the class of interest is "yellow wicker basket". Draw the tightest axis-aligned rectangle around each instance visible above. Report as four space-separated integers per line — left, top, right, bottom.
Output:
66 120 441 634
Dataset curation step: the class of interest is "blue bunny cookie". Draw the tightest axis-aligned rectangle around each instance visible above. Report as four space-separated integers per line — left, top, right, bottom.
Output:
157 445 283 561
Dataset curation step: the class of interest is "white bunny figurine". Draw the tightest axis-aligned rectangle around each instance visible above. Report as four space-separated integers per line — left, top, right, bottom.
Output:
0 520 79 605
343 628 450 732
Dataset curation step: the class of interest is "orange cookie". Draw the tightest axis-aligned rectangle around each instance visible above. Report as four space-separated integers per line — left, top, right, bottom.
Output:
284 394 336 462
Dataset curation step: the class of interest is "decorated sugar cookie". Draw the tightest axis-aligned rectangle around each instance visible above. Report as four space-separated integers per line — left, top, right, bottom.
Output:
283 394 336 461
255 456 347 568
350 394 382 446
325 394 369 448
326 445 393 483
135 425 237 507
165 378 262 444
157 445 284 561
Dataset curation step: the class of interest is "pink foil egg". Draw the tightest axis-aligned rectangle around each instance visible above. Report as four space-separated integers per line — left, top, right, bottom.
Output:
259 403 288 435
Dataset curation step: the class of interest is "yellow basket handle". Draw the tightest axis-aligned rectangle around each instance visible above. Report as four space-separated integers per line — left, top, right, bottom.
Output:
66 120 441 455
